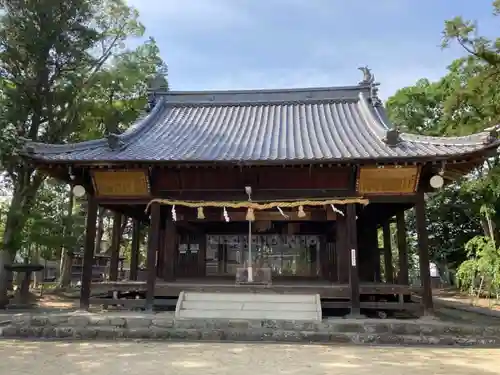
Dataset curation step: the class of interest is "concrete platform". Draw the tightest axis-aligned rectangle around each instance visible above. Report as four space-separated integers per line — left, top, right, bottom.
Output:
175 291 322 321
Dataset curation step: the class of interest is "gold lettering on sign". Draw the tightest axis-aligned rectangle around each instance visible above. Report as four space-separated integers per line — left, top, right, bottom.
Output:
92 170 150 197
357 166 420 194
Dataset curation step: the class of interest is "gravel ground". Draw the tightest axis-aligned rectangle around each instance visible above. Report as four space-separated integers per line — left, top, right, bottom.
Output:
0 340 499 375
435 305 500 325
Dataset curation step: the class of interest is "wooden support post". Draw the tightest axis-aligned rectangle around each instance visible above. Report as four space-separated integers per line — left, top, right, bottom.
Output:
80 195 98 310
396 210 409 285
146 202 161 311
130 219 140 281
157 228 166 278
382 221 394 283
346 204 361 316
198 233 207 276
415 193 434 315
335 208 349 283
163 216 176 281
109 211 122 281
366 224 380 282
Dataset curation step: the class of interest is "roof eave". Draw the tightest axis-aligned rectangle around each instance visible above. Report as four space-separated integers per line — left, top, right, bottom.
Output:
22 143 499 167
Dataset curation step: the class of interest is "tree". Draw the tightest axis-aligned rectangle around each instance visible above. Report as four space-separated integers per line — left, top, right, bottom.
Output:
455 236 500 299
0 0 167 306
386 1 500 276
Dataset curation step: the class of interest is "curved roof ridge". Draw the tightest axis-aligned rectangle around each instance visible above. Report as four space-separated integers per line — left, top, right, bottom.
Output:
118 97 168 142
159 84 370 96
158 85 370 106
401 130 494 146
23 98 167 155
356 92 391 137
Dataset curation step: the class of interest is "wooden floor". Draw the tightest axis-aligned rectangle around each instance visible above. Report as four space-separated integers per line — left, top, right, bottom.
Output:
91 278 422 299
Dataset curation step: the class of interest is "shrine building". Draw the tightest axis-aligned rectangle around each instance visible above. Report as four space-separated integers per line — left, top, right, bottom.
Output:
21 68 500 318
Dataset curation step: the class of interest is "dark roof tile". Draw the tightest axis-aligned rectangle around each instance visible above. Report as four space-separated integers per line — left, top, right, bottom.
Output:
24 85 499 163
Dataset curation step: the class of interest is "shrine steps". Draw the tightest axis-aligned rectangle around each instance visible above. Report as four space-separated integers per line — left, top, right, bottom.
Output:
174 291 322 321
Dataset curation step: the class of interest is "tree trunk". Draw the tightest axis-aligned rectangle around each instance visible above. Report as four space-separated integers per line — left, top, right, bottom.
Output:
95 207 106 254
0 187 24 308
57 187 74 289
32 245 41 289
0 167 45 307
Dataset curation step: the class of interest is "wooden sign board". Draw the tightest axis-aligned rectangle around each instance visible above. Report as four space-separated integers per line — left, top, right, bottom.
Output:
357 166 420 194
92 170 150 198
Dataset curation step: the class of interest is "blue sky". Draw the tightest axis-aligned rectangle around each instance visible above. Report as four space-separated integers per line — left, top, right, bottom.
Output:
128 0 497 99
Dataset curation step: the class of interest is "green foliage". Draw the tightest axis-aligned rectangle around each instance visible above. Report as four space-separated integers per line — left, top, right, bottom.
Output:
385 1 500 273
455 259 477 291
19 182 86 261
0 0 168 258
455 236 500 295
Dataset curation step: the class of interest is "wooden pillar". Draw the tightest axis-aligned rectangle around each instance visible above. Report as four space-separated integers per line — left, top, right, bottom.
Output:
163 215 176 281
346 204 360 315
335 208 349 283
109 211 122 281
130 219 140 281
319 236 332 281
366 224 380 282
396 210 409 285
382 221 394 284
146 202 161 311
415 193 434 314
157 228 165 278
79 195 98 310
198 232 206 276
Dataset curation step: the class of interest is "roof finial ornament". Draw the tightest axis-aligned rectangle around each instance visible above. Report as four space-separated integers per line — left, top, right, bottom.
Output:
107 133 124 151
384 128 402 147
358 66 374 85
370 83 382 107
485 127 499 144
146 73 168 112
358 66 382 106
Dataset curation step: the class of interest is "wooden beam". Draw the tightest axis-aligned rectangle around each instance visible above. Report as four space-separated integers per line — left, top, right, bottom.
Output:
130 219 141 281
335 207 348 283
151 189 357 202
79 194 98 310
346 204 361 315
163 216 176 281
382 221 394 283
396 211 409 285
109 211 122 282
366 224 380 282
146 202 160 311
415 193 434 315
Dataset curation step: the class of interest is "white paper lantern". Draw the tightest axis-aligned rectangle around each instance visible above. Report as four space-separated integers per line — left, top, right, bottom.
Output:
429 175 444 189
72 185 86 198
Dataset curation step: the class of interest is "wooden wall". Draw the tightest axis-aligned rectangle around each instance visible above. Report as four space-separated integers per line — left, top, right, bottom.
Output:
152 166 353 192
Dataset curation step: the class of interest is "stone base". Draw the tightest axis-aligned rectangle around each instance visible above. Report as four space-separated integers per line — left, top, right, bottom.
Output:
344 313 366 320
5 303 37 310
0 312 499 347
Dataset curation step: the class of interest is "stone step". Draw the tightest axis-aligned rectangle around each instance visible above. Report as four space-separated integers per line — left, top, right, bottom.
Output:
183 292 317 303
176 291 322 321
178 309 319 321
181 301 318 311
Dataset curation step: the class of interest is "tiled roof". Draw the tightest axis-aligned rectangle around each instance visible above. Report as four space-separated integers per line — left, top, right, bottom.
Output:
23 84 499 163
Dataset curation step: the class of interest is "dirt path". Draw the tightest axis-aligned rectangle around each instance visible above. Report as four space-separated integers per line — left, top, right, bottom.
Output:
433 288 500 311
1 340 499 375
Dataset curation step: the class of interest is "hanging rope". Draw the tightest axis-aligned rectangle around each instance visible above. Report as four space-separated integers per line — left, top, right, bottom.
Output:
145 197 369 213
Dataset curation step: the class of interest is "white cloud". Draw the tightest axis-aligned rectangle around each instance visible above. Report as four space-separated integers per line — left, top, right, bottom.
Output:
123 0 469 100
